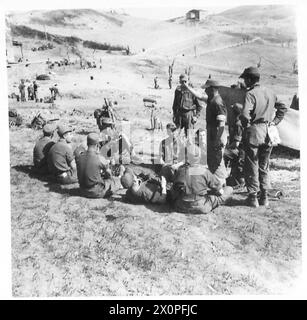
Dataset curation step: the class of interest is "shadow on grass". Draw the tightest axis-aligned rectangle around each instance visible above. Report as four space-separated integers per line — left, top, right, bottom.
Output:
12 164 51 182
44 182 83 197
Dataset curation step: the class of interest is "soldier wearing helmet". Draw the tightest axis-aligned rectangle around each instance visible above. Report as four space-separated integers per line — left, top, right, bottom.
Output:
239 66 287 207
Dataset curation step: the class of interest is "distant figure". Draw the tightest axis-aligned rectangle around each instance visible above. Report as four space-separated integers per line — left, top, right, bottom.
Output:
18 80 26 102
27 84 34 100
49 84 59 100
154 76 159 89
168 75 172 89
33 81 39 101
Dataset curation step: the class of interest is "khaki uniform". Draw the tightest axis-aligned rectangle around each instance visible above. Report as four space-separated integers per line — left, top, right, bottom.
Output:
241 84 287 195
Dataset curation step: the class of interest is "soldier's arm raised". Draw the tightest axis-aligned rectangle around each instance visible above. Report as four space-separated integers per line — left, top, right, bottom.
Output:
183 83 208 102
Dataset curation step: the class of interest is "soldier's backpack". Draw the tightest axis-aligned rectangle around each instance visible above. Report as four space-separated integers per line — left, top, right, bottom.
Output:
30 113 46 130
9 109 23 127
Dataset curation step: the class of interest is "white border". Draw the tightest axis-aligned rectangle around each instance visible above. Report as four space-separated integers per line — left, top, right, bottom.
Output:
0 0 306 300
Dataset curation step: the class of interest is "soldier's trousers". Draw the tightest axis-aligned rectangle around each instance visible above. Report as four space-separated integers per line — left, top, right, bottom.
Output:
175 110 195 136
244 143 273 195
80 177 121 198
56 168 78 185
174 186 233 214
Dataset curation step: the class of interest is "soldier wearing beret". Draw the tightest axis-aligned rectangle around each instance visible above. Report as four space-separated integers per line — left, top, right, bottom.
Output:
47 125 78 184
33 123 56 174
239 66 288 207
76 133 124 198
172 74 202 137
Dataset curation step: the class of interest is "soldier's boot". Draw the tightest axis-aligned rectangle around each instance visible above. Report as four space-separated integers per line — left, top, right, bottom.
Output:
259 191 269 207
246 193 259 208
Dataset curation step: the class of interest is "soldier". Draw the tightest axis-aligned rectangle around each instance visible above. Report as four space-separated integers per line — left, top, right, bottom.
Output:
158 123 184 182
18 79 26 102
33 81 39 101
33 124 56 174
99 117 141 164
170 144 233 214
168 75 172 89
172 74 202 137
49 84 59 100
154 76 159 89
224 103 245 188
239 66 287 207
27 84 34 100
47 125 78 185
76 133 124 198
203 79 228 185
195 128 207 166
120 168 168 204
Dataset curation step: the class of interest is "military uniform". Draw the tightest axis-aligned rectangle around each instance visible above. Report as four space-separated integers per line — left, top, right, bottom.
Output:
125 176 166 204
171 163 233 214
225 107 245 187
172 86 202 136
33 136 55 174
159 135 184 182
47 138 78 184
206 93 227 183
76 149 121 198
241 83 287 197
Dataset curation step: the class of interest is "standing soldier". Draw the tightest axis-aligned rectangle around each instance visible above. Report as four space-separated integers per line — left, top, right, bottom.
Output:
239 66 287 207
154 76 159 89
19 79 26 102
168 75 172 89
33 81 39 101
172 74 202 137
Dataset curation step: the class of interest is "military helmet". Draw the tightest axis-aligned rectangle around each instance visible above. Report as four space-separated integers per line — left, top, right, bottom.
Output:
239 66 260 79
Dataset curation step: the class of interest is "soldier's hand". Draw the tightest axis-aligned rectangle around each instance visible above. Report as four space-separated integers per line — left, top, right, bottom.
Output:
192 116 198 124
229 141 240 149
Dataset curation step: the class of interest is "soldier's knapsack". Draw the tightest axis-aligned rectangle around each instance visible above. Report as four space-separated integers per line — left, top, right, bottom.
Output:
9 109 23 127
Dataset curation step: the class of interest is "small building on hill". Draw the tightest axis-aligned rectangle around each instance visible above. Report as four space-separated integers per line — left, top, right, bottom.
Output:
186 9 208 22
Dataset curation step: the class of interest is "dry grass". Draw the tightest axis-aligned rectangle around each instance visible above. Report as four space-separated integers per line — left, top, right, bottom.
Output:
10 100 301 297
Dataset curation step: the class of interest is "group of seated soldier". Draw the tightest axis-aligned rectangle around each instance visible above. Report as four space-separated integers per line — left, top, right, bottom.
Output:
32 121 234 214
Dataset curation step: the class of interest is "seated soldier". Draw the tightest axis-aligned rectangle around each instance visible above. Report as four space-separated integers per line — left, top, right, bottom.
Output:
195 128 207 166
99 117 141 164
76 132 125 198
120 168 168 204
33 123 56 174
159 123 184 182
47 125 78 184
170 144 233 214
